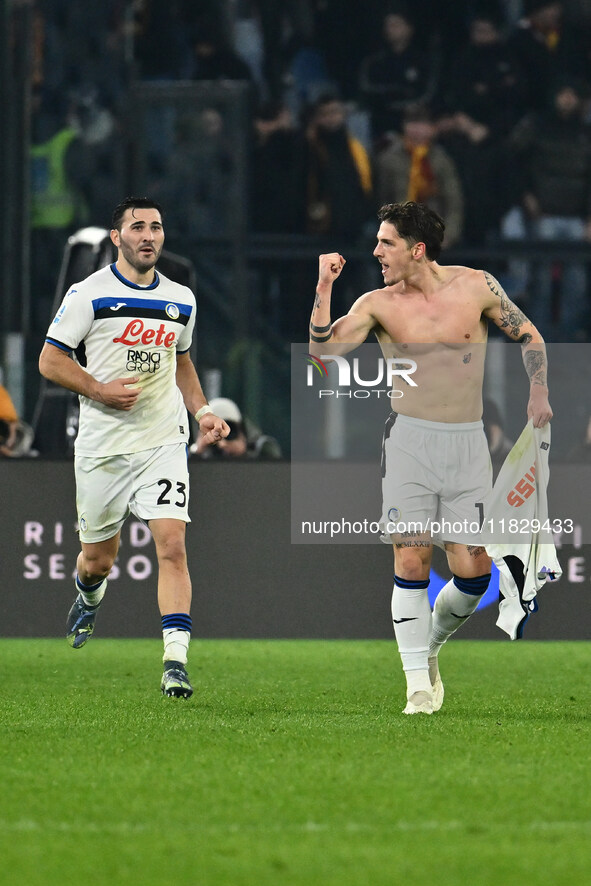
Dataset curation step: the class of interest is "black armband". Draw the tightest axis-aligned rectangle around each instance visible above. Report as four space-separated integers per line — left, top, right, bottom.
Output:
310 321 333 342
310 322 332 334
310 330 333 342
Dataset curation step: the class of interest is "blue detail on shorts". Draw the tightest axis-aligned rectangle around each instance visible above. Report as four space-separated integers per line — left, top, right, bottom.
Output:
381 412 398 478
110 263 160 290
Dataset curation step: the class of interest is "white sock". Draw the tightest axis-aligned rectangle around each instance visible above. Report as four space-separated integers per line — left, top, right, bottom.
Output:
429 574 490 658
163 629 190 665
392 576 432 696
161 613 192 665
76 576 107 608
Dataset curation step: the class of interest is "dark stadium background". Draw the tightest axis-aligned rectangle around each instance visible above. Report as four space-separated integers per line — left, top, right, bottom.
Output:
1 1 590 639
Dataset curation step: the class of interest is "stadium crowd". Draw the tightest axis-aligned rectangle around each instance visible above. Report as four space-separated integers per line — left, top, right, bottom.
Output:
22 0 591 346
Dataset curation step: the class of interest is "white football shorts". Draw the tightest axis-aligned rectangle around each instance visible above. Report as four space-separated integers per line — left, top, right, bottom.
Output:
75 442 190 543
380 412 492 544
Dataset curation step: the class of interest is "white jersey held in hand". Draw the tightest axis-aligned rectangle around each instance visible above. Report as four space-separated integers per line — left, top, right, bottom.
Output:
45 263 196 457
481 420 562 639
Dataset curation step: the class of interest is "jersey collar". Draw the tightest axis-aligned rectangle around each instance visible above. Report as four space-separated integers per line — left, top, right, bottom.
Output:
110 262 160 290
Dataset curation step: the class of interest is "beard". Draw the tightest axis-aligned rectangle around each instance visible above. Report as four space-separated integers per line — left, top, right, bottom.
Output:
118 236 163 273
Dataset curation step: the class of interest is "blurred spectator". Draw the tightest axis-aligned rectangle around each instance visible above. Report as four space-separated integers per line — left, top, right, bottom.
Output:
190 397 282 459
508 1 589 111
313 0 385 100
304 94 373 240
65 86 124 227
282 41 332 119
157 108 235 238
251 100 306 233
434 5 529 246
45 1 126 103
358 5 439 142
505 78 591 340
0 384 35 458
30 87 86 330
443 6 527 140
129 0 191 80
185 14 254 88
230 1 267 97
374 104 463 247
250 101 308 336
408 0 493 61
435 106 511 246
483 397 515 476
231 1 319 102
0 384 18 457
567 414 591 461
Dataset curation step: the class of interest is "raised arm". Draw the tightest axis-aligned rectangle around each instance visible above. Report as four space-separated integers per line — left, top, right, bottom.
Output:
309 253 377 357
482 271 553 427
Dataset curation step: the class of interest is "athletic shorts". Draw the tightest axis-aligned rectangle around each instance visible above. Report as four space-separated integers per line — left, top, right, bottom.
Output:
75 442 190 543
380 412 492 544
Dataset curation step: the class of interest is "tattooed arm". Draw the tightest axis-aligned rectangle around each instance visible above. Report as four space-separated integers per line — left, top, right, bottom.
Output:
482 271 553 427
309 252 376 357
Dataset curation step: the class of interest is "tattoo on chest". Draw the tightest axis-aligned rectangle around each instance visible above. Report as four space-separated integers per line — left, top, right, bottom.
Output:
484 271 529 338
463 352 471 364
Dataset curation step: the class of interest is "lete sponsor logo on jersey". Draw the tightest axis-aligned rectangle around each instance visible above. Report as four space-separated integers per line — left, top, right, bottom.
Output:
113 319 176 347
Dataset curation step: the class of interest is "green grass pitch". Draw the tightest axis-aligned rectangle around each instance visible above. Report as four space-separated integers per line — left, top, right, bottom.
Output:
1 639 590 886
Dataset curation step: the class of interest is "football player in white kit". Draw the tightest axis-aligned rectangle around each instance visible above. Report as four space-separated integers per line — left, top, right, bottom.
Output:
39 197 229 698
309 202 552 715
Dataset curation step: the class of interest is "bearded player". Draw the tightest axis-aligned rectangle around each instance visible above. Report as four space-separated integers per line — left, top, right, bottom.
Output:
39 196 228 698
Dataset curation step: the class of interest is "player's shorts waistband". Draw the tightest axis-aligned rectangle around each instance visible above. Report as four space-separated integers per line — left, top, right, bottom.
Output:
388 412 484 433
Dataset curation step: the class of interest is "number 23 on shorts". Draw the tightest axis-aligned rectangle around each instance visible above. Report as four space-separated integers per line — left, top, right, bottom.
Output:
156 478 187 507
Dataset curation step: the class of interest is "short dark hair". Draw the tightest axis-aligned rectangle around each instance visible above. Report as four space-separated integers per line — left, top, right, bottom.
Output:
111 197 163 231
377 201 445 260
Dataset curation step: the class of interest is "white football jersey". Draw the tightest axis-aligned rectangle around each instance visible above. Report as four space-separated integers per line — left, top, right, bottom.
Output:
46 263 196 456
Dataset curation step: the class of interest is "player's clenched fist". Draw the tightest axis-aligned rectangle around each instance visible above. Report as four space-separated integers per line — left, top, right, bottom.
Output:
198 413 230 446
318 253 346 285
